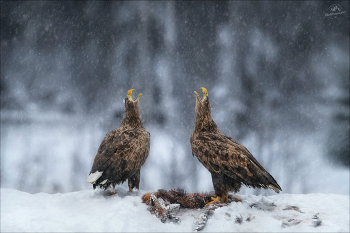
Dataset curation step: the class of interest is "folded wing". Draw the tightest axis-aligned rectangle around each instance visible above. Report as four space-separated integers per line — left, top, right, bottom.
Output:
191 132 281 192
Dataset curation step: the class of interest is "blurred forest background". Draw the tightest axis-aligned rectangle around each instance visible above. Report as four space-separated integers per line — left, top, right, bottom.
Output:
1 1 349 195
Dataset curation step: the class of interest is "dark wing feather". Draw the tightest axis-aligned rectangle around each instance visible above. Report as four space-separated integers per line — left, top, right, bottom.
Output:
191 131 281 192
91 128 150 183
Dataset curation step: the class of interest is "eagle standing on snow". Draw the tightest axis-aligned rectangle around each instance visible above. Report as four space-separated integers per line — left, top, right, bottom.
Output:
87 89 150 194
190 87 282 205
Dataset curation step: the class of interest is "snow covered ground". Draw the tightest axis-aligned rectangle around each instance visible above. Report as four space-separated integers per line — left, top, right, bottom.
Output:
1 187 349 232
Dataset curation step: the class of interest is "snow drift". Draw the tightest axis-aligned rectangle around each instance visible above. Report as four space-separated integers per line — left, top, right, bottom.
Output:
1 187 349 232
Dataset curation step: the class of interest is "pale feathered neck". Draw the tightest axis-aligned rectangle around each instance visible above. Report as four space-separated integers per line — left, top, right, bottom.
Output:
121 109 143 128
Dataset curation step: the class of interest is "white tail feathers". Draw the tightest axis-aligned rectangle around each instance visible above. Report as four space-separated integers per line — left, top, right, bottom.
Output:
86 171 103 184
100 179 108 185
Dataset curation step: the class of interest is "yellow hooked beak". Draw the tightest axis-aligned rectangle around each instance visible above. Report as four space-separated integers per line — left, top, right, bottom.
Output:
127 89 142 101
194 91 200 98
200 87 208 98
194 87 208 100
135 93 142 101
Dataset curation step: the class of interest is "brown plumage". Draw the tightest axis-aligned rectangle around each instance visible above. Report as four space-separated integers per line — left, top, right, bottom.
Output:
190 87 281 205
87 89 150 193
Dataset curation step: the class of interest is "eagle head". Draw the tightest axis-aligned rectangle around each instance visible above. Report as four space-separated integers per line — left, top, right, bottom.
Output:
193 87 217 132
194 87 211 116
122 89 143 127
124 89 142 113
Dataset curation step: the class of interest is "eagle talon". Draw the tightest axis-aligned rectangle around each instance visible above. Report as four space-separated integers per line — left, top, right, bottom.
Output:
205 196 220 206
110 191 115 195
129 188 133 193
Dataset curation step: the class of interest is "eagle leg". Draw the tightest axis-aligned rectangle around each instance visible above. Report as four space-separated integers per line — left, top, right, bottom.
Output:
128 170 140 192
221 194 228 203
208 173 229 205
110 191 115 195
205 196 220 206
